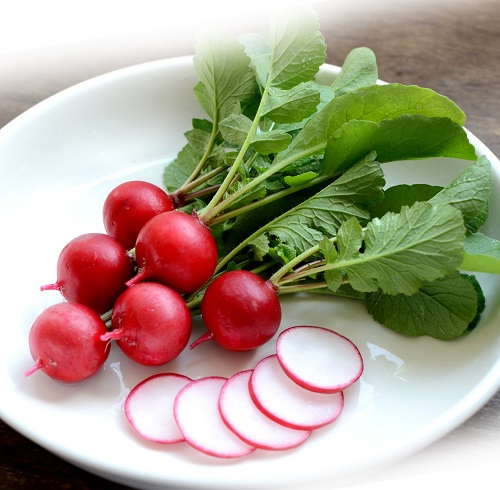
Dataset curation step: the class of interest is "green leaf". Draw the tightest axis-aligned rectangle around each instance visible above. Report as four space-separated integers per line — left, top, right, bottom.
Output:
428 156 491 224
465 203 489 234
163 144 200 192
336 217 363 260
193 35 257 123
184 128 216 157
319 236 338 261
219 114 253 146
331 47 378 96
262 82 321 123
322 115 476 175
369 184 442 219
335 201 466 295
283 171 318 187
246 7 326 90
461 274 486 331
248 233 270 261
268 241 296 264
366 272 479 339
248 153 384 256
273 83 467 176
319 237 342 291
251 129 292 155
460 232 500 274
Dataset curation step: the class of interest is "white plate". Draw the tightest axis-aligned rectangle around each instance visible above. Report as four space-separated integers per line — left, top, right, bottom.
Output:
0 56 499 490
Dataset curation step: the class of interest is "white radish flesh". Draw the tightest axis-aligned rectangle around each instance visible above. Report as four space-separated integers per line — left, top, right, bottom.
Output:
249 355 344 430
174 376 256 458
219 370 311 450
125 373 191 444
277 326 363 393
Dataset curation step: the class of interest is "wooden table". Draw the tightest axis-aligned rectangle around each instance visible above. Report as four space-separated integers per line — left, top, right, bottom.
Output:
1 0 499 488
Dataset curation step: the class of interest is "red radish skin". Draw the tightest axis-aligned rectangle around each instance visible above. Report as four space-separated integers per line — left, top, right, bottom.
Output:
219 370 311 450
191 270 282 351
276 326 364 393
127 211 217 294
25 302 110 383
174 377 256 458
103 180 175 250
101 282 191 366
40 233 135 314
249 355 344 430
125 373 192 444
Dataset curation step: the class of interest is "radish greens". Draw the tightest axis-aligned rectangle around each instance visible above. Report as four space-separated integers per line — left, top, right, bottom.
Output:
164 6 499 340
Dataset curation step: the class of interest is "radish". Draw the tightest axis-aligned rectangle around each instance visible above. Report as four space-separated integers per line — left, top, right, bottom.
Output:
276 326 363 393
103 180 175 250
40 233 135 314
174 377 256 458
127 211 217 294
125 373 192 444
25 302 110 383
249 355 344 430
190 270 282 351
101 282 191 366
219 370 311 450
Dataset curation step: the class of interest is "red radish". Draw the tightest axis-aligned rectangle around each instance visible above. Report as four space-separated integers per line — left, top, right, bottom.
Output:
249 355 344 430
190 270 281 351
103 180 175 250
125 373 192 443
25 302 110 383
40 233 134 314
276 326 363 393
174 377 256 458
127 211 217 294
101 282 191 366
219 370 311 450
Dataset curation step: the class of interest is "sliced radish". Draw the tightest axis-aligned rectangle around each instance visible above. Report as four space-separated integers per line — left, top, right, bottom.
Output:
125 373 191 444
249 355 344 430
276 326 363 393
219 370 311 450
174 376 256 458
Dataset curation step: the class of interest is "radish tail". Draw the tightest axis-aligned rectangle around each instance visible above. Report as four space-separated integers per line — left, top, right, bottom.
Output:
100 329 123 342
125 269 148 287
40 281 61 292
189 331 213 350
24 360 43 377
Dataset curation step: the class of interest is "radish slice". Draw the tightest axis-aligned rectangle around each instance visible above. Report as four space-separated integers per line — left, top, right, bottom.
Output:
249 355 344 430
125 373 191 444
219 370 311 450
174 376 256 458
276 326 363 393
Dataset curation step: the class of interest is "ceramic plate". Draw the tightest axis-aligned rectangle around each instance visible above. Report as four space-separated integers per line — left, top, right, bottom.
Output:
0 56 499 490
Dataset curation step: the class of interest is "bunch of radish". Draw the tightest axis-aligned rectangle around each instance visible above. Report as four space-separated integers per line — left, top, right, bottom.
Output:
25 180 282 382
23 179 364 458
125 326 363 457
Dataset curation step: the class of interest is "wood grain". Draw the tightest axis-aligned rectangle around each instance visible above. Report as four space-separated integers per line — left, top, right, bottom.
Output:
1 1 498 488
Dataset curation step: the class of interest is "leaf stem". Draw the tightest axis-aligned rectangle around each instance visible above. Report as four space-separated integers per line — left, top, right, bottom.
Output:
183 184 220 203
269 243 322 285
176 164 226 195
202 142 325 225
179 125 219 189
277 281 329 294
198 85 270 223
208 172 333 226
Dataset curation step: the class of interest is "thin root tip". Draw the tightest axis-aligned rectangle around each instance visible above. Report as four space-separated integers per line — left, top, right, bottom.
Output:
24 360 42 378
40 282 61 292
100 330 122 342
189 331 213 350
125 269 147 288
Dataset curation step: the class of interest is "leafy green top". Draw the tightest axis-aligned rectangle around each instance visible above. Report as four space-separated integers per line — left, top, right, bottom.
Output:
163 5 499 341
